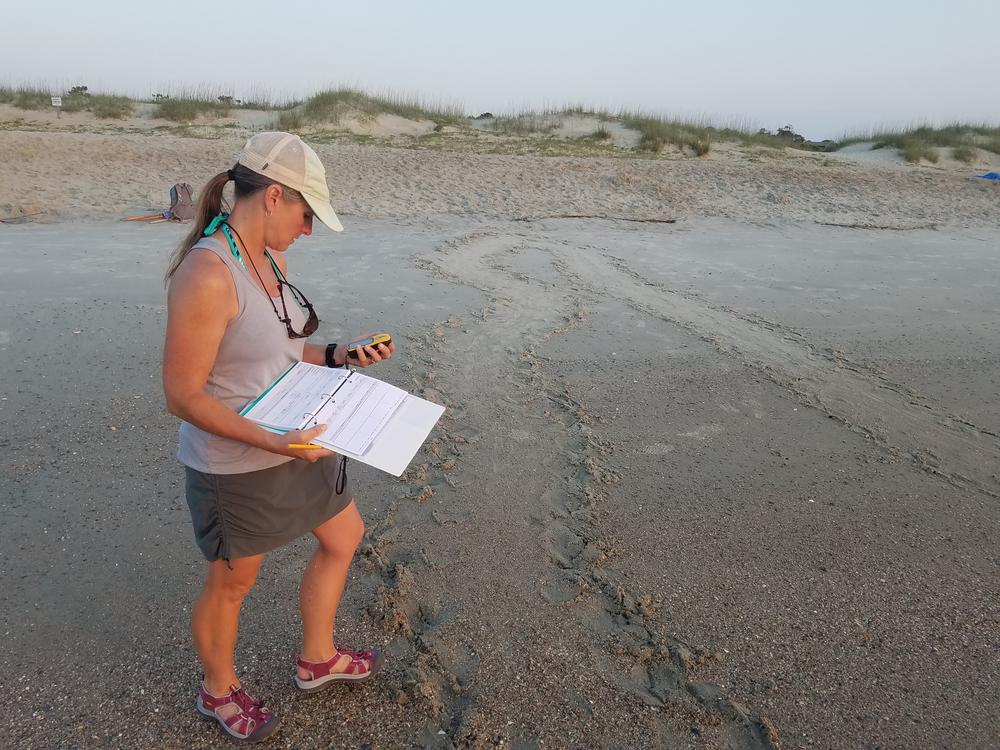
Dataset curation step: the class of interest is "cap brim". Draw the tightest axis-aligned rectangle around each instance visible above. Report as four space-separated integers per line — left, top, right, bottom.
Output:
303 192 343 232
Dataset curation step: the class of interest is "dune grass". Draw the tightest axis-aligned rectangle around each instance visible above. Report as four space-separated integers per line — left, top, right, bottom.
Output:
0 85 133 118
486 108 561 135
156 97 229 122
952 144 976 164
487 106 734 155
0 86 53 110
61 92 134 119
619 113 715 155
4 79 998 166
837 124 1000 162
593 125 612 141
282 87 465 131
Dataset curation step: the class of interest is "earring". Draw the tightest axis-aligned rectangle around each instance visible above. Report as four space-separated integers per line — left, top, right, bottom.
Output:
265 209 272 217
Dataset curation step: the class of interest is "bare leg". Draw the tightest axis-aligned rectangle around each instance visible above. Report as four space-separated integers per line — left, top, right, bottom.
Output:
298 500 365 677
192 554 264 695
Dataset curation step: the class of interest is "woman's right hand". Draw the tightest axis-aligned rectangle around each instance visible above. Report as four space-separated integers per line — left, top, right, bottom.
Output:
272 424 336 462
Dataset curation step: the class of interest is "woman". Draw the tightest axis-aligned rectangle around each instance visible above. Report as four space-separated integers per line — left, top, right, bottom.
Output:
163 132 393 742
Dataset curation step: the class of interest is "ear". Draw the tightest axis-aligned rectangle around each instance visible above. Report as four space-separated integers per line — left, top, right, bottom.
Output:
263 184 283 212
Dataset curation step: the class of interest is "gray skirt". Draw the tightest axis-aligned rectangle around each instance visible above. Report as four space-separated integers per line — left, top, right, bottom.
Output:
184 455 353 562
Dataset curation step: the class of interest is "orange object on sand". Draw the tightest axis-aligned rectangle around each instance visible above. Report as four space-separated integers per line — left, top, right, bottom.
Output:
121 212 166 222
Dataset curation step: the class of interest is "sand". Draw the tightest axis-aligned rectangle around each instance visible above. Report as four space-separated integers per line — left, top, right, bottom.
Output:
1 119 999 750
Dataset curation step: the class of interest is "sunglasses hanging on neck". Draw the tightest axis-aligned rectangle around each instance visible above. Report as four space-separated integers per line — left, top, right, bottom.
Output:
218 218 320 339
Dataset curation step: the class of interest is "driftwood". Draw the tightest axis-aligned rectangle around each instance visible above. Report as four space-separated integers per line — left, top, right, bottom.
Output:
514 214 678 224
0 211 44 224
816 221 938 231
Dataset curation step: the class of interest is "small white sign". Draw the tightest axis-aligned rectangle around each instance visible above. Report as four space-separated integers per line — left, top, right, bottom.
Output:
51 96 62 107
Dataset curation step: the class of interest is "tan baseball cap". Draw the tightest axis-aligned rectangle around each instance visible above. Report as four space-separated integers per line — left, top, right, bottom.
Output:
237 131 343 232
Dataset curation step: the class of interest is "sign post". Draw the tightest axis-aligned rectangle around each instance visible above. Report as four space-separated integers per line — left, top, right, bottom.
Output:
51 96 62 118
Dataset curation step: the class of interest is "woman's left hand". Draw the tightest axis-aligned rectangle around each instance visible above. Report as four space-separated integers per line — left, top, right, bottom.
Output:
340 340 395 368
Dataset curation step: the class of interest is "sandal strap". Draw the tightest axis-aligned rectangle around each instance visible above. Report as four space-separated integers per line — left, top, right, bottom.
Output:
224 712 256 736
201 684 272 738
297 645 378 677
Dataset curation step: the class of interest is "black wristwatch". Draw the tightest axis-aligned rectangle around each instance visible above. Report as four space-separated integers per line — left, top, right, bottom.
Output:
324 343 342 368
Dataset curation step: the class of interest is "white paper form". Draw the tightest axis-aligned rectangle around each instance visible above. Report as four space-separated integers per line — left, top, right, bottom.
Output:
306 373 407 455
243 363 412 456
242 362 445 476
242 364 352 431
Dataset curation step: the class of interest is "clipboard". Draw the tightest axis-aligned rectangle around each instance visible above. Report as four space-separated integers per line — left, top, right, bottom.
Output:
241 362 445 477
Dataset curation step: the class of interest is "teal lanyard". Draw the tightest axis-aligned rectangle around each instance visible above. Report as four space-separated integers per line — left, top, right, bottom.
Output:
204 212 283 280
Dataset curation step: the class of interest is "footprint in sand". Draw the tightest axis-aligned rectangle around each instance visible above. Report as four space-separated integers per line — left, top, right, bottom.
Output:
676 423 726 440
641 443 676 455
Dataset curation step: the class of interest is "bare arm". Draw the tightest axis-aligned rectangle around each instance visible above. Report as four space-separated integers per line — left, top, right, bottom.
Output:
162 251 327 457
282 238 392 368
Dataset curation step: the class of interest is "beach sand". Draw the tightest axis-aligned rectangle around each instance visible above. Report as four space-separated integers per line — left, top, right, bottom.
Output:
1 124 999 749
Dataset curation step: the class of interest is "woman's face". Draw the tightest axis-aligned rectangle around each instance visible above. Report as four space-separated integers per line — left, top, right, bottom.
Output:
264 187 314 252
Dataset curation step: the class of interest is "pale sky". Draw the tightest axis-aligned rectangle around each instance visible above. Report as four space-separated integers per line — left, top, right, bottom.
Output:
3 0 997 140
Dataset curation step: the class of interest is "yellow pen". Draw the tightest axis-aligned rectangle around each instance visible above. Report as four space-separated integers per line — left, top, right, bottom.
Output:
287 443 324 449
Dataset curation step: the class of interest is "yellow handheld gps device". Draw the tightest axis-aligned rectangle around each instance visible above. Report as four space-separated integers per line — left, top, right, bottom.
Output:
347 333 392 358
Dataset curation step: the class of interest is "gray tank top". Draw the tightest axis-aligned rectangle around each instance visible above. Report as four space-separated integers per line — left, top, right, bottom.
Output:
176 236 307 474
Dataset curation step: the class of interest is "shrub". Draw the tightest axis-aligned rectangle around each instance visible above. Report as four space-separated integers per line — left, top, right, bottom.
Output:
833 124 1000 159
277 109 304 131
60 92 90 113
900 139 938 164
593 125 612 141
13 88 52 110
952 145 976 163
620 113 720 156
689 138 711 156
90 95 133 119
299 87 464 126
157 98 229 122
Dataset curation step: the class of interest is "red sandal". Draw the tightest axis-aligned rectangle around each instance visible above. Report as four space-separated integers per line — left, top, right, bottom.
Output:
294 645 385 692
196 682 280 742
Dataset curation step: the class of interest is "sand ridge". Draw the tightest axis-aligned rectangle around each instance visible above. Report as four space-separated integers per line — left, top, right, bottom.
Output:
2 128 999 229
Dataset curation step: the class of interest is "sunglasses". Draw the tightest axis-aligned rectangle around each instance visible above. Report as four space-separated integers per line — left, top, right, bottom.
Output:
271 278 319 339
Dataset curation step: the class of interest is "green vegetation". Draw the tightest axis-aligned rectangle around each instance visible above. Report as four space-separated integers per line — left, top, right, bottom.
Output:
4 86 53 110
486 107 776 156
486 110 560 135
3 79 999 166
898 139 939 164
277 109 304 131
951 144 976 164
150 84 289 111
61 91 134 119
620 113 715 155
838 124 1000 163
288 87 465 129
156 97 230 122
0 85 132 118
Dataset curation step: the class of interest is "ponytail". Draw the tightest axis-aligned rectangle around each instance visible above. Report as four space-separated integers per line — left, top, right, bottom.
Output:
164 163 306 283
165 170 231 282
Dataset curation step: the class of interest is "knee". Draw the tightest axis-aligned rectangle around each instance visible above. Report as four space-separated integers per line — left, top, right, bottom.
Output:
347 515 365 552
352 516 365 548
320 516 365 559
208 571 258 604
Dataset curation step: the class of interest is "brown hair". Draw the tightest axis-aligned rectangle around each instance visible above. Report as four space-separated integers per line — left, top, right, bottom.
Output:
165 163 305 281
